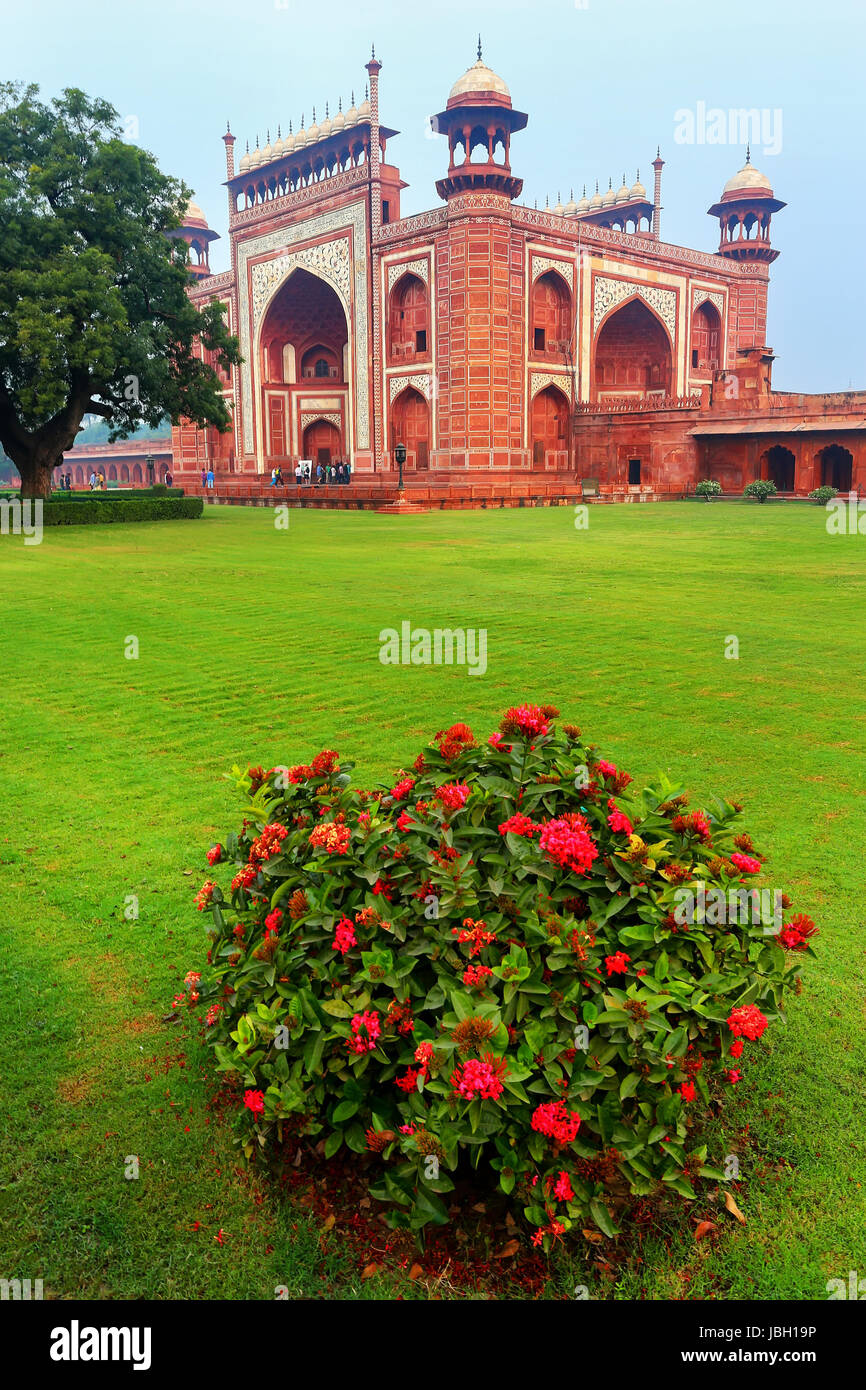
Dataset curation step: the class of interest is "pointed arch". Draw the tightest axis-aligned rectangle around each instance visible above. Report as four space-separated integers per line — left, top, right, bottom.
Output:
593 297 672 398
391 386 430 470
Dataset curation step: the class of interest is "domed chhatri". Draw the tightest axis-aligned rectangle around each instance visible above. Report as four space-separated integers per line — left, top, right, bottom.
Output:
708 147 786 263
433 38 528 202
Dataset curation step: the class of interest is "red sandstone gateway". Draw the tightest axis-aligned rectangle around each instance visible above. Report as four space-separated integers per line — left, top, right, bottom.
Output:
63 45 863 500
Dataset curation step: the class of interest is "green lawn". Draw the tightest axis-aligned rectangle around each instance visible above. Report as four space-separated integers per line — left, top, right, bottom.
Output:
1 500 864 1300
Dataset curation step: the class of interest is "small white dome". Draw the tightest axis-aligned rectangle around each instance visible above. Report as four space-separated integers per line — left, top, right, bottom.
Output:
449 59 511 102
602 180 616 207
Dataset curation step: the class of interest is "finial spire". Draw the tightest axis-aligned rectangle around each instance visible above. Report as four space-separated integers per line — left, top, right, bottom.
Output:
277 124 281 138
746 142 751 163
371 42 376 59
226 120 231 133
477 33 482 60
325 102 329 117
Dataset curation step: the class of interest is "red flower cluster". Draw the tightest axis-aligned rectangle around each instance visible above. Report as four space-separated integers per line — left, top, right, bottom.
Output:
539 813 599 876
194 881 216 911
386 998 414 1035
434 782 470 812
346 1010 381 1055
264 908 282 937
678 1080 697 1102
778 913 817 951
395 1068 421 1091
288 764 313 784
500 704 554 739
605 951 630 976
311 749 339 777
531 1101 581 1145
463 963 493 989
333 916 357 955
231 863 257 892
498 813 539 838
390 776 415 801
434 723 476 762
206 845 222 866
308 821 351 856
672 810 712 844
451 918 496 956
727 1004 768 1040
250 822 289 862
450 1054 507 1101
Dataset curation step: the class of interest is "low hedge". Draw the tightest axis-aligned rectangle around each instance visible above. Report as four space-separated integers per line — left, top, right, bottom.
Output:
42 496 203 525
51 485 185 501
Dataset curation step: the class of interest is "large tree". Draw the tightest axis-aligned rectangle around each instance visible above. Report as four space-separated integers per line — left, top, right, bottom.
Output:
0 84 241 497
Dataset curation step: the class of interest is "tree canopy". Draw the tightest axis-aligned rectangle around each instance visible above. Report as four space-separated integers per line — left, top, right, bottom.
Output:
0 83 241 495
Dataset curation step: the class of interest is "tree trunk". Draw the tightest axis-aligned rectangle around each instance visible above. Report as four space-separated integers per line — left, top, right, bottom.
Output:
8 445 60 500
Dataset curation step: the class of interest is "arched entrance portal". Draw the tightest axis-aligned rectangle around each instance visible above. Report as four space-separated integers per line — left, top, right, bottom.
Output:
259 268 349 468
762 444 795 492
594 298 672 398
391 387 430 469
818 443 853 491
531 385 569 465
303 418 342 469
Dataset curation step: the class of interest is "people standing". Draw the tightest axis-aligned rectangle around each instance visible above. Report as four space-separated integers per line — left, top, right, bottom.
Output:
295 461 303 486
201 468 207 488
206 467 214 490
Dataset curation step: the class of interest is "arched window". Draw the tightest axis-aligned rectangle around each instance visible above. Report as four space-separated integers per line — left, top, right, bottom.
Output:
387 273 430 364
531 271 572 359
691 301 722 374
314 358 330 378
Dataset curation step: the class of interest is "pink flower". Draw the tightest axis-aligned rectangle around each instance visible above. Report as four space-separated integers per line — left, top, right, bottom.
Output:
244 1089 265 1116
553 1170 574 1202
333 916 357 955
450 1054 508 1101
606 798 633 836
346 1010 381 1055
539 814 598 876
730 852 762 875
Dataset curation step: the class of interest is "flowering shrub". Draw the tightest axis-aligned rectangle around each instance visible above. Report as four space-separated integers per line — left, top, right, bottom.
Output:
808 485 838 504
694 479 722 499
743 479 778 503
187 706 815 1247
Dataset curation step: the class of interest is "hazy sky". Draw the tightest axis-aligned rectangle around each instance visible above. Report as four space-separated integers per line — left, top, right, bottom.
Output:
4 0 863 391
